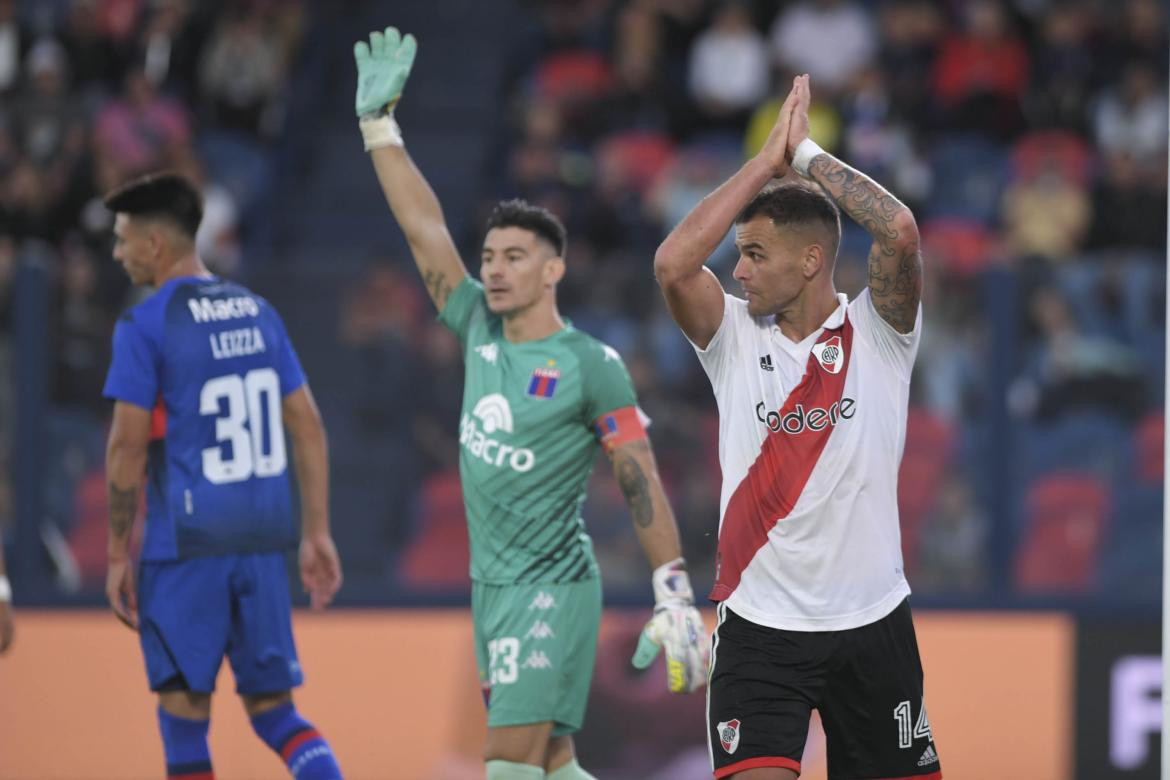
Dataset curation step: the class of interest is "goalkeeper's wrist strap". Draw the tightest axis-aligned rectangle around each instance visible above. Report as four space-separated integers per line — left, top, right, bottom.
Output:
0 576 11 603
651 558 694 606
792 137 826 178
360 112 403 150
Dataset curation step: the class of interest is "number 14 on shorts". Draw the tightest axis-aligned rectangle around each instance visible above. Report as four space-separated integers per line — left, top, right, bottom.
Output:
893 697 933 749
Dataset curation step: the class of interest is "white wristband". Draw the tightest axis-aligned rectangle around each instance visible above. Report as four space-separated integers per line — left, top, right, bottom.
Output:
0 576 11 603
359 113 404 151
792 137 826 178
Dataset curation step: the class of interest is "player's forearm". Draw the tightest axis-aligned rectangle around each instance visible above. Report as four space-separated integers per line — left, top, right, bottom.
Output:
807 153 922 330
106 444 146 559
369 145 465 308
654 155 774 285
807 154 919 254
290 421 331 538
613 442 683 569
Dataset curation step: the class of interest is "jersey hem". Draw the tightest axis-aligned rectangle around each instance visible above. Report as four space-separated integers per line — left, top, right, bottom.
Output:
470 572 601 587
719 580 911 632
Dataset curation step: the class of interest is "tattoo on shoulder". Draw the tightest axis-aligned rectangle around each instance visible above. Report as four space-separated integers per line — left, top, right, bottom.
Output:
613 444 653 529
422 269 453 309
108 482 138 541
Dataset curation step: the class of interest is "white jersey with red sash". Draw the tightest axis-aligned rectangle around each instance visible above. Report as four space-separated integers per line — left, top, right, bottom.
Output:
692 290 921 631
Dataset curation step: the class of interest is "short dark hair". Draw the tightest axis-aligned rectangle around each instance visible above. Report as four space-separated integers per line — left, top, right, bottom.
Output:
736 183 841 255
103 172 203 239
484 198 567 257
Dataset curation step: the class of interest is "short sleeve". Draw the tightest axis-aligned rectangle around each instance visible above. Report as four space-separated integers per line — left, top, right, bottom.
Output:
582 343 638 421
690 294 742 389
271 311 307 396
848 288 921 380
438 277 489 344
103 313 160 410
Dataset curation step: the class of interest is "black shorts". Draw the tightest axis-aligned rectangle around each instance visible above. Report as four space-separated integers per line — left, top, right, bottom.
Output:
707 599 942 779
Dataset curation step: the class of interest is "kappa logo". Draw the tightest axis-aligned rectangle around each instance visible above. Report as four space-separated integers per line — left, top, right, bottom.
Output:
918 745 938 767
525 620 555 640
475 343 499 364
528 591 557 610
759 354 774 372
716 719 741 754
521 651 552 670
812 335 844 374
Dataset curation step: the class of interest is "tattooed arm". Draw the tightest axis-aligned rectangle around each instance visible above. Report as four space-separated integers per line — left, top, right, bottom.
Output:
105 401 151 629
789 76 922 333
368 144 467 311
607 440 682 569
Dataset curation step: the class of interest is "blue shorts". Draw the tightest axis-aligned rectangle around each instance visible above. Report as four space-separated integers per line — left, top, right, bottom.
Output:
137 552 303 694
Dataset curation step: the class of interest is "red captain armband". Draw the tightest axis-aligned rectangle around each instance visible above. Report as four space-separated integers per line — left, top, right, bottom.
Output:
593 406 647 453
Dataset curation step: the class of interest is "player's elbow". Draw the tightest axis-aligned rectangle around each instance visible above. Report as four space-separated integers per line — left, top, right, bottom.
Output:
889 208 920 252
106 435 147 477
653 242 689 287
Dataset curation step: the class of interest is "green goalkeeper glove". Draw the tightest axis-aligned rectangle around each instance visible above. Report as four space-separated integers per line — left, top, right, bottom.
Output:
631 558 710 694
353 26 416 117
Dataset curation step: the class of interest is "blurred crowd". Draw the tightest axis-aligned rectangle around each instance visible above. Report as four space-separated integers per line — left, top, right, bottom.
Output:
0 0 303 593
2 0 1166 607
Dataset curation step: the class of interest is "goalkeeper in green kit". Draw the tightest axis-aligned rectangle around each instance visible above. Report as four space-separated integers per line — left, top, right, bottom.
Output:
353 27 709 780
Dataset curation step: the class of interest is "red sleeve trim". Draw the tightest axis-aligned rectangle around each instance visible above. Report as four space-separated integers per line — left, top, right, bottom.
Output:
714 756 801 778
593 406 647 453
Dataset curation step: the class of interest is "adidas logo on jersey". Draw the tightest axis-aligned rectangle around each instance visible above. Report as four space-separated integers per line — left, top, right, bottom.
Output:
918 745 938 767
521 651 552 670
460 394 536 473
716 719 741 754
525 620 555 640
528 591 557 610
188 295 259 323
475 343 499 364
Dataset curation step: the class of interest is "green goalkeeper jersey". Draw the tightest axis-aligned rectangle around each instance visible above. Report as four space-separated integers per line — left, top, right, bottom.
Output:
439 278 638 585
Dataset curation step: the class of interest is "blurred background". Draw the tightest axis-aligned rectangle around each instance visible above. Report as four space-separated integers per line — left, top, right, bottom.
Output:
0 0 1164 778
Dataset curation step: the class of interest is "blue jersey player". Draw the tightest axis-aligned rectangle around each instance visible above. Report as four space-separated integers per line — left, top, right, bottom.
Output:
102 173 344 780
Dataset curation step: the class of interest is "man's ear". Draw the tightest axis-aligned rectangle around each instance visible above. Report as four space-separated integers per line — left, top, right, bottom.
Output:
544 255 566 286
802 243 825 279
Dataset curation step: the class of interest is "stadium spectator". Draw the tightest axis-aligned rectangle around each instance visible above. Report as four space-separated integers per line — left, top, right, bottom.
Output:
687 0 769 127
769 0 875 95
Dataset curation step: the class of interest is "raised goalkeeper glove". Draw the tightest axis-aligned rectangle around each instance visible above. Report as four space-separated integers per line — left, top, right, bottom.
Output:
631 558 710 694
353 26 417 149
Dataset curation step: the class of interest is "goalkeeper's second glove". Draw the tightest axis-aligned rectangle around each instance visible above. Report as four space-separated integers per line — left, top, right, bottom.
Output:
631 558 710 694
353 26 417 149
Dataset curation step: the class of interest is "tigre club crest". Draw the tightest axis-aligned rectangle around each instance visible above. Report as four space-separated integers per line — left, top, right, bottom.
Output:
717 718 741 754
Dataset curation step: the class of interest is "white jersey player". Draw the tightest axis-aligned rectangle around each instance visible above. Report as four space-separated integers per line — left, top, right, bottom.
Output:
654 75 943 780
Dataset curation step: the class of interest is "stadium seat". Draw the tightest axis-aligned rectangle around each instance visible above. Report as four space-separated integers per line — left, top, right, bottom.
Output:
1133 409 1163 486
897 408 956 569
1013 472 1109 593
398 470 471 590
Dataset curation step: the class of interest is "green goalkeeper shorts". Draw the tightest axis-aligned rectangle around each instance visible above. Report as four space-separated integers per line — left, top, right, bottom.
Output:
472 577 602 736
